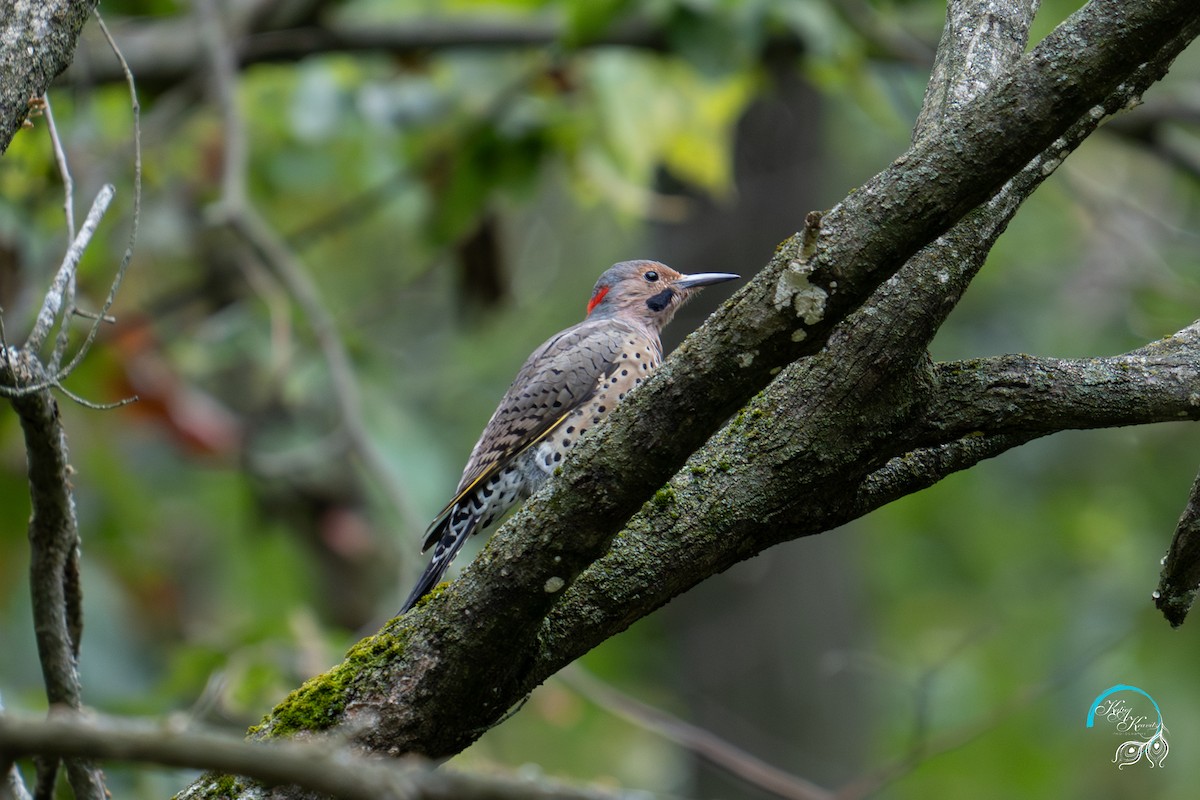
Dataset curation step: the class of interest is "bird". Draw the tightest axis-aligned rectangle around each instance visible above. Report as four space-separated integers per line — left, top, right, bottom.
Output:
400 260 739 612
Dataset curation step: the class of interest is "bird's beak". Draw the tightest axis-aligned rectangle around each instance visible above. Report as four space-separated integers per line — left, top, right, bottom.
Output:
674 272 740 290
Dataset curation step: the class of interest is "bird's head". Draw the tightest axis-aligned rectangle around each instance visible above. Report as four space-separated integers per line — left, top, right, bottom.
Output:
584 260 739 330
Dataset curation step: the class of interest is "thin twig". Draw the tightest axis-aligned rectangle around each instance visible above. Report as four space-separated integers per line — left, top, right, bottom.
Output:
0 377 67 399
55 384 139 411
25 185 115 354
199 0 296 382
905 626 994 763
0 310 12 372
70 309 117 324
227 206 422 531
43 93 78 374
198 0 421 532
42 95 75 242
198 0 247 209
835 633 1128 800
560 666 833 800
54 10 141 383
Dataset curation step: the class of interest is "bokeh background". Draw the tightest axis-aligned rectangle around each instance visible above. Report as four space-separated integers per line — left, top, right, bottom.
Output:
3 0 1200 797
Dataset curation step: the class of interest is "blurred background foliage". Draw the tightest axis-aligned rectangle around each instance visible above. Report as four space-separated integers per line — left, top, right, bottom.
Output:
2 0 1200 797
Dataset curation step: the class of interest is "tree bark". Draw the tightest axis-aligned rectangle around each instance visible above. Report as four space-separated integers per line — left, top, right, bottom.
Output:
0 0 98 152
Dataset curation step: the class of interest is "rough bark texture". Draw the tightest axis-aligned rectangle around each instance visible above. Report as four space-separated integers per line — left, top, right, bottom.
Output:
0 0 98 152
3 349 106 798
165 3 1200 795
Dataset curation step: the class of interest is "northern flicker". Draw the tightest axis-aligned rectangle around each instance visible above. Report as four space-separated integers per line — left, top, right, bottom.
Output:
401 260 738 612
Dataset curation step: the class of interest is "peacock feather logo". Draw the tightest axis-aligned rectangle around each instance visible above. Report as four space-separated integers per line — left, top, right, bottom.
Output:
1085 684 1169 769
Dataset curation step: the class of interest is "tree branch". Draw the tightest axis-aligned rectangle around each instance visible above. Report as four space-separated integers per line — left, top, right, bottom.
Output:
0 714 621 800
0 694 33 800
924 335 1200 437
2 349 106 800
0 0 98 151
561 668 832 800
1157 469 1200 626
25 186 114 355
1 188 122 800
64 16 722 89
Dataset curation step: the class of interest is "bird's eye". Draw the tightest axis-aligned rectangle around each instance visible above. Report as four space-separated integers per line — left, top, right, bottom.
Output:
644 271 659 282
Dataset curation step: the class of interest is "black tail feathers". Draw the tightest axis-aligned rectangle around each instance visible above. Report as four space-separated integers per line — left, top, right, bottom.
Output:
399 509 478 613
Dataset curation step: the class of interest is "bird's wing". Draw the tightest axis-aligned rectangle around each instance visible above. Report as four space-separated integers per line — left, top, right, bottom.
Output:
421 318 638 549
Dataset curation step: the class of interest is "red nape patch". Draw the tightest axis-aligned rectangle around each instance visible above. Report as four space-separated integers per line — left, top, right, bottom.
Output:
586 285 610 315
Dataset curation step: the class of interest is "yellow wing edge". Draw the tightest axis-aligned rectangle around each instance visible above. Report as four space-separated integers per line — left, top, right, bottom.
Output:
421 409 576 550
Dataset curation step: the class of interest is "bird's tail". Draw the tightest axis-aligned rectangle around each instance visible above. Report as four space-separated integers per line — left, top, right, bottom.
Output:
400 504 479 612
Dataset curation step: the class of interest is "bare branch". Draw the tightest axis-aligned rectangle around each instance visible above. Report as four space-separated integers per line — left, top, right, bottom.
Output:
24 185 114 355
42 95 76 242
1156 469 1200 626
197 0 421 532
43 94 80 374
852 432 1040 516
0 694 33 800
225 207 425 527
64 17 684 88
0 714 624 800
915 0 1041 142
2 348 105 800
922 334 1200 437
55 384 138 411
562 667 832 800
198 0 248 209
52 10 142 383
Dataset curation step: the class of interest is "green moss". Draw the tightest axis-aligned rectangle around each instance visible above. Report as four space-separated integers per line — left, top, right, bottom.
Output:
259 629 411 739
652 487 676 507
263 670 347 738
688 465 708 476
650 486 682 519
187 771 245 799
716 459 732 472
409 582 447 609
